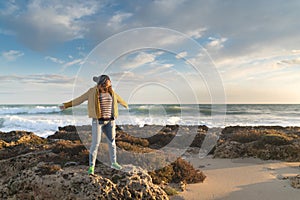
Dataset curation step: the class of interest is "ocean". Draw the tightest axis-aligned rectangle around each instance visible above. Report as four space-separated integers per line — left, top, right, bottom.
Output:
0 104 299 138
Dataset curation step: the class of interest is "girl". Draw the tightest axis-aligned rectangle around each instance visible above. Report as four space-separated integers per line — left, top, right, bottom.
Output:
60 75 128 174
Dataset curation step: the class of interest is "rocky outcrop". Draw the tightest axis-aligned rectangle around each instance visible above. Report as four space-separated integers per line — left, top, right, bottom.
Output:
214 126 300 161
0 131 47 159
48 125 91 141
0 142 168 198
149 157 206 185
0 126 209 199
0 162 168 200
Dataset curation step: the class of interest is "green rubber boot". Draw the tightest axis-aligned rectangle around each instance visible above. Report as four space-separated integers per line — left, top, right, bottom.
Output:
111 162 122 170
88 166 94 175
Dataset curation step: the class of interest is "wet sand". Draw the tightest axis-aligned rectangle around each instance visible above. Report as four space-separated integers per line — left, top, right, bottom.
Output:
172 156 300 200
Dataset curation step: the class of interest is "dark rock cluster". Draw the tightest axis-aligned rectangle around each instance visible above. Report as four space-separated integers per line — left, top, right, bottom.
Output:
214 126 300 161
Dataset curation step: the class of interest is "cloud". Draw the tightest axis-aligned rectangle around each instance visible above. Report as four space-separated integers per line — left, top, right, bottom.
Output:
1 0 300 102
60 59 84 71
175 51 188 59
124 0 300 59
291 50 300 54
0 74 77 85
0 0 19 15
143 63 175 77
1 0 100 51
44 56 84 71
0 28 15 35
109 60 175 85
2 0 300 57
278 58 300 66
1 50 24 61
110 71 144 82
153 0 187 11
107 12 133 30
206 37 227 50
185 27 207 39
215 50 300 85
45 56 65 64
120 52 157 69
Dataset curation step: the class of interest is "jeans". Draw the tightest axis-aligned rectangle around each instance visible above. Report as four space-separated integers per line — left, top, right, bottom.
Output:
89 118 117 167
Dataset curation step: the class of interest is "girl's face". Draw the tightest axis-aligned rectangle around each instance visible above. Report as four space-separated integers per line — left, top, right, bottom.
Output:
105 79 111 87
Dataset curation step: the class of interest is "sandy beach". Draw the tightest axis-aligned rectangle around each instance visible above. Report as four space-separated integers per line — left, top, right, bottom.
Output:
172 156 300 200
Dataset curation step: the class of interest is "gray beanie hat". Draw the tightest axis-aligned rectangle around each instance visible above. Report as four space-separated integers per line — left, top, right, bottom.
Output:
93 75 110 85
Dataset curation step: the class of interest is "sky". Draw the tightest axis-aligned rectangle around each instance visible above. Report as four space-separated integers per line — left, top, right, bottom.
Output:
0 0 300 104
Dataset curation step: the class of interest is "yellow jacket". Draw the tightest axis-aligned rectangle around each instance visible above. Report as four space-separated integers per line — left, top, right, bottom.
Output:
63 86 128 118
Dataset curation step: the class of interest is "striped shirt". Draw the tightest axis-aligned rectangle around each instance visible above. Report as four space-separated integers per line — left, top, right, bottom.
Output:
99 93 113 119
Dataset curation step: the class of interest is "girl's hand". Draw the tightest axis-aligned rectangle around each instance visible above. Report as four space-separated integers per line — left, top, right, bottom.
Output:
59 105 65 111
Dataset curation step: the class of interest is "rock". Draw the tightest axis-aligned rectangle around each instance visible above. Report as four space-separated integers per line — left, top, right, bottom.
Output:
189 132 206 148
48 131 81 141
58 125 77 132
0 125 210 199
35 162 62 175
290 175 300 189
149 157 206 185
214 141 246 158
49 125 92 141
0 131 45 144
147 131 176 149
266 167 275 171
0 164 169 199
198 125 209 132
162 127 172 133
179 181 186 191
277 174 289 180
116 130 149 148
115 125 123 131
0 131 47 159
161 185 179 196
64 161 79 167
214 126 300 161
166 125 180 131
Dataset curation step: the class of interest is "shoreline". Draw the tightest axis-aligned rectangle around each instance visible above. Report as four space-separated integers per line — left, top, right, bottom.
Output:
3 123 300 138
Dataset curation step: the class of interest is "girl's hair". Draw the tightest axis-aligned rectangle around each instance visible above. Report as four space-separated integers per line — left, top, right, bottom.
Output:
93 75 110 86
